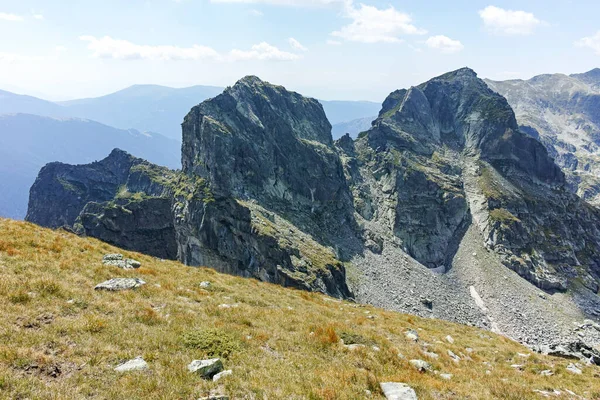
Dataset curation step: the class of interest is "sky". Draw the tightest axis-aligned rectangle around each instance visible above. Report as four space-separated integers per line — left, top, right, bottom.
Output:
0 0 599 102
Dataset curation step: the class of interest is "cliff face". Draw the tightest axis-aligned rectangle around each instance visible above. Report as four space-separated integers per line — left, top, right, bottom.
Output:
26 70 600 315
341 68 599 292
485 69 600 206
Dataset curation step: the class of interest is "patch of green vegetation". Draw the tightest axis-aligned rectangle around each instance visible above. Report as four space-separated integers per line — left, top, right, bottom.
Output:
56 177 78 193
339 332 376 346
182 328 241 358
478 165 506 201
172 175 214 204
489 208 520 224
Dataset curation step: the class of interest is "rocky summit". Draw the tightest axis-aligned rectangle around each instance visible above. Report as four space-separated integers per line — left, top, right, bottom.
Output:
26 69 600 350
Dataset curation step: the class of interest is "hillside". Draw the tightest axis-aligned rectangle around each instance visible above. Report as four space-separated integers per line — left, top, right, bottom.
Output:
0 218 598 399
0 114 180 220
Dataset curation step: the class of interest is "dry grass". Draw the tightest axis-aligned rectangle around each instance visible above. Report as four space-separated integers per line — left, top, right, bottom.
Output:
0 218 599 399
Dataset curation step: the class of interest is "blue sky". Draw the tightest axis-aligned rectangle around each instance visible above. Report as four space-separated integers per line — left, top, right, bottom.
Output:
0 0 599 101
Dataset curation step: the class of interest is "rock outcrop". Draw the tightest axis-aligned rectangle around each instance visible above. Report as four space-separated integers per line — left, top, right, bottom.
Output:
486 69 600 206
342 68 600 292
26 70 600 347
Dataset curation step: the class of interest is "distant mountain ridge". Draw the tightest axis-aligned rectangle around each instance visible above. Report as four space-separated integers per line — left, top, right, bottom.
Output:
1 84 382 141
0 113 180 220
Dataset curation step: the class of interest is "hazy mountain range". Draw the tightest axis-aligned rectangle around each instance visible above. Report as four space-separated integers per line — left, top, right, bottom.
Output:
1 85 380 141
0 114 180 219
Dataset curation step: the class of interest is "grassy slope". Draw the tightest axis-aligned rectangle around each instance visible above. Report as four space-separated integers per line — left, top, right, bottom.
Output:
0 218 598 399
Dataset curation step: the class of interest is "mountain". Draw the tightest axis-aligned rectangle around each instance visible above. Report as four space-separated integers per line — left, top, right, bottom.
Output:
485 69 600 205
26 70 600 352
0 85 381 141
332 116 376 139
2 218 598 399
0 89 68 117
59 84 225 141
0 114 180 220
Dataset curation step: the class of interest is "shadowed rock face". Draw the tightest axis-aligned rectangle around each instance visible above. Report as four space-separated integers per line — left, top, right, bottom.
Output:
26 69 600 299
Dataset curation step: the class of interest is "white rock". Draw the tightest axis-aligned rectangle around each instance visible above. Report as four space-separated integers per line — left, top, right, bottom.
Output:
445 335 454 344
423 351 439 359
405 330 419 342
380 382 418 400
540 369 554 376
114 357 148 373
409 359 431 372
440 373 452 380
199 281 211 288
344 344 366 351
447 350 460 362
212 369 232 382
566 363 582 374
94 278 146 291
188 358 223 379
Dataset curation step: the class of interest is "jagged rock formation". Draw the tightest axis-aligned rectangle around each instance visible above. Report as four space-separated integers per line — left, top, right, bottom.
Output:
341 68 600 292
485 69 600 205
27 69 600 347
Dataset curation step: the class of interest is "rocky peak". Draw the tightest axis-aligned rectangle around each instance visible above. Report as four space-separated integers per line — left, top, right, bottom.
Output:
181 75 351 221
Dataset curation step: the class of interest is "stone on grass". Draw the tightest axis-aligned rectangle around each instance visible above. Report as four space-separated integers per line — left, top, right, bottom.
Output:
447 350 460 362
344 344 366 351
445 335 454 344
380 382 418 400
409 359 431 372
94 278 146 291
405 330 419 342
540 369 554 376
188 358 223 379
566 363 582 374
114 357 148 373
440 373 452 380
102 254 141 269
213 369 232 382
200 281 211 288
423 351 439 359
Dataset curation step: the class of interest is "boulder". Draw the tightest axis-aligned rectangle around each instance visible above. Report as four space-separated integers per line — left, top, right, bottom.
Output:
212 369 232 382
103 254 142 269
188 358 224 379
409 359 432 372
114 357 149 373
380 382 418 400
94 278 146 291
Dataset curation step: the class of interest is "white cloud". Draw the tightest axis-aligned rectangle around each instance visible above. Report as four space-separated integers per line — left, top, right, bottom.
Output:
0 12 24 21
575 31 600 55
425 35 464 54
331 3 426 44
80 36 301 62
478 5 541 35
33 14 44 20
211 0 343 6
80 36 220 61
326 39 342 46
229 42 301 61
288 37 308 52
249 9 263 16
0 52 43 63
